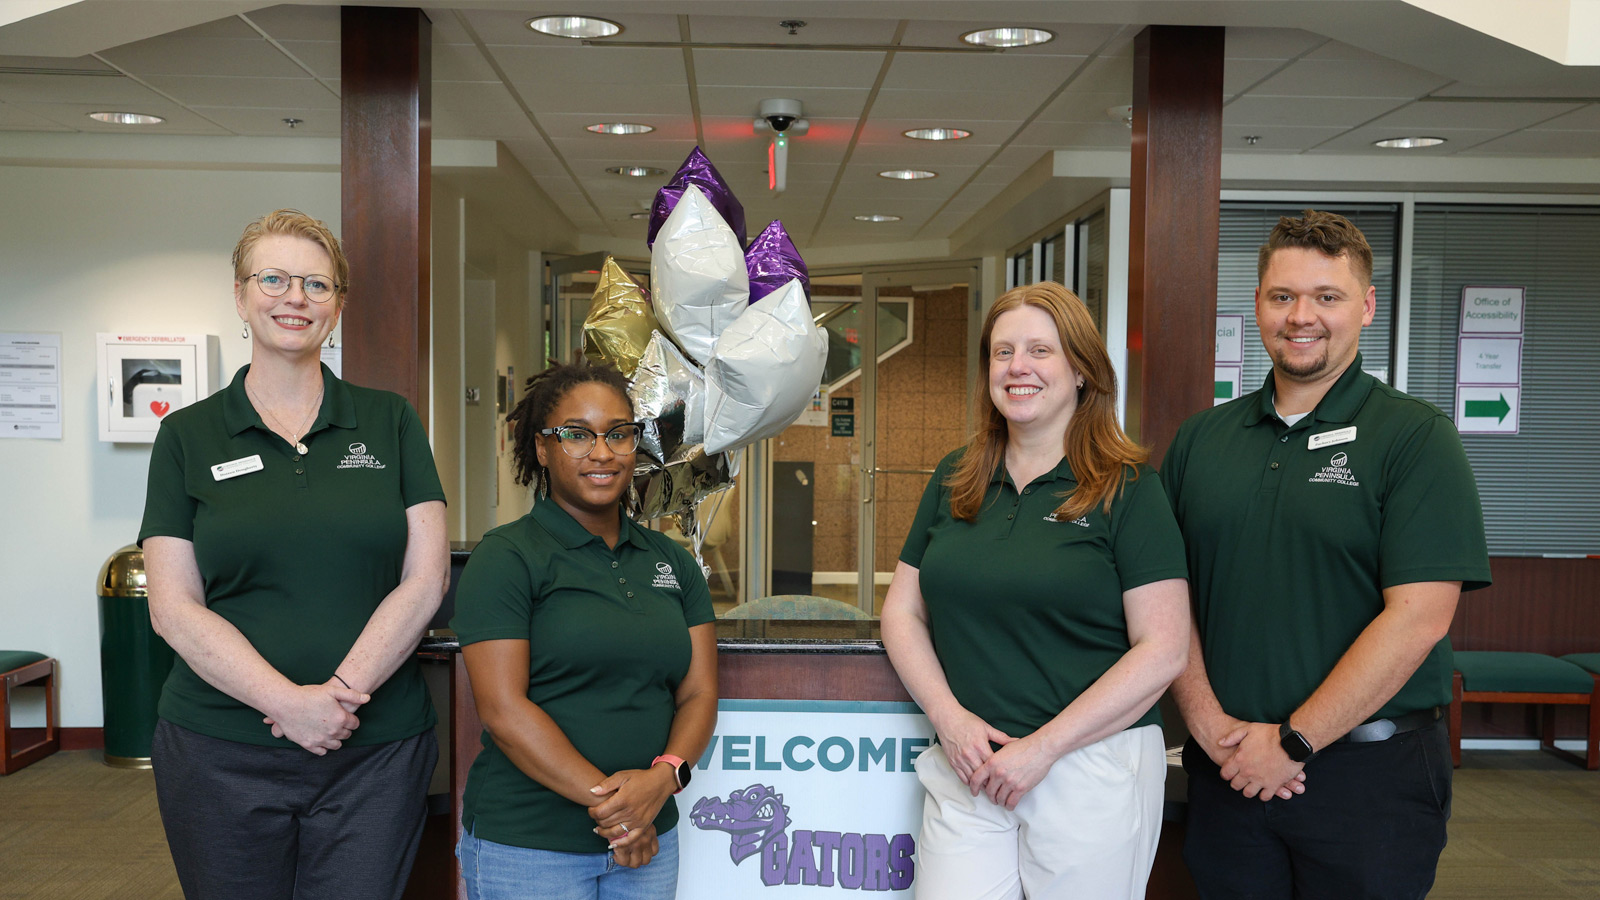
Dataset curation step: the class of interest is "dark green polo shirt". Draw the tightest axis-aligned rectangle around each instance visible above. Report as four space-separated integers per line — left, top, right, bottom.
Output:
138 364 445 747
899 451 1188 741
1162 354 1491 725
451 501 715 852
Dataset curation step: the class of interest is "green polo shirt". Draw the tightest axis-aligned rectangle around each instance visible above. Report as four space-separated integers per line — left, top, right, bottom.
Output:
138 364 445 747
899 451 1188 740
451 501 714 852
1162 354 1491 725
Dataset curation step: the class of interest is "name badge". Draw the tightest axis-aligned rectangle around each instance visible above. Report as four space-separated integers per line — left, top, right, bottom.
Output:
212 455 264 481
1308 426 1357 450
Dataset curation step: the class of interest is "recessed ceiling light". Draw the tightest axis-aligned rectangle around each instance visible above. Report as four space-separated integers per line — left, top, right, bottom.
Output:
87 111 163 125
1374 136 1446 149
879 169 937 180
855 214 902 223
630 212 651 220
587 122 654 135
961 27 1055 48
1106 105 1133 127
903 127 971 141
527 15 622 39
606 166 665 177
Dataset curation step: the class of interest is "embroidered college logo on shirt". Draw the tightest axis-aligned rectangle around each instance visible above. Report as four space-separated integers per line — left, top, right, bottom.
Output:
652 561 681 589
336 442 387 470
1042 512 1091 527
1308 451 1359 487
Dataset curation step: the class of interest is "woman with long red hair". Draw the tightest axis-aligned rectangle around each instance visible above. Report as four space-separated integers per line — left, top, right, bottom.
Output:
883 281 1190 899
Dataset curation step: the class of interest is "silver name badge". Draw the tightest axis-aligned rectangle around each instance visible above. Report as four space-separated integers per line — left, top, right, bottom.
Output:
1308 426 1357 450
211 454 265 481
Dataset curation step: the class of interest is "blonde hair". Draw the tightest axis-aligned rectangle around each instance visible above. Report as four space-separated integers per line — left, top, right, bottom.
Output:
945 282 1147 522
232 209 350 307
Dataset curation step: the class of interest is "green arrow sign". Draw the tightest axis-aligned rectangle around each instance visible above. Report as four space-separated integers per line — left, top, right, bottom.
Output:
1214 380 1232 399
1463 393 1511 423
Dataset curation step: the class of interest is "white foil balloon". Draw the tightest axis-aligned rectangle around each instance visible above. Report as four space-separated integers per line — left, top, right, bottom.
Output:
703 278 828 456
650 184 750 366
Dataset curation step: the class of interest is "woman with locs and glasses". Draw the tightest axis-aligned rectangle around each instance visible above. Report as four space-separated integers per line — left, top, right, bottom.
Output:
450 360 717 900
139 209 448 900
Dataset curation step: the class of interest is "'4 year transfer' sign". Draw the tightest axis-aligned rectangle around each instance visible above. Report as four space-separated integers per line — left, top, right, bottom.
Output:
677 700 935 898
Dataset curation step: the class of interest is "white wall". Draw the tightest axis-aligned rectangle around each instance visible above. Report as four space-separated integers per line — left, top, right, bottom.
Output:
0 165 339 727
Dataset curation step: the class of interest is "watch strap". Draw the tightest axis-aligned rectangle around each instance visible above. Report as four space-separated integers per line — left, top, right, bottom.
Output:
652 754 688 792
1278 721 1314 763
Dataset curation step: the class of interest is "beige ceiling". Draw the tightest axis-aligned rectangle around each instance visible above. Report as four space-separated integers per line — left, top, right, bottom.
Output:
1 1 1598 250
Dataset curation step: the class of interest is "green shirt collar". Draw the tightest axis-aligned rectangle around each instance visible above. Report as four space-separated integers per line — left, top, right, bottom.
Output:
987 452 1078 488
222 363 357 438
1247 352 1374 428
529 497 649 551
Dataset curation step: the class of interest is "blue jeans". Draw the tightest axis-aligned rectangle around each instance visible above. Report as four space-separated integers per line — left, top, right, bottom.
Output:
458 826 679 900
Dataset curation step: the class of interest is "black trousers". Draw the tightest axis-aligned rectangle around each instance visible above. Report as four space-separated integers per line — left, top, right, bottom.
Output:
1181 717 1451 900
151 718 438 900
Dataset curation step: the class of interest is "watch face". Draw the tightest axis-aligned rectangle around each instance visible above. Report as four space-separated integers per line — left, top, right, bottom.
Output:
676 761 693 788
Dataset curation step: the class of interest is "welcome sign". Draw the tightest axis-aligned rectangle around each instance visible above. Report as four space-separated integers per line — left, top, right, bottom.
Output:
676 700 935 898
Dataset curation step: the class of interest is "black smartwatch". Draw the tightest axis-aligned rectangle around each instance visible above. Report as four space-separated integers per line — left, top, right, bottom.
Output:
1278 722 1314 763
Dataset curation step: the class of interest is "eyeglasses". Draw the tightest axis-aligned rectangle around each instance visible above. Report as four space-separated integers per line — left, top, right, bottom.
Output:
538 423 643 458
245 268 340 303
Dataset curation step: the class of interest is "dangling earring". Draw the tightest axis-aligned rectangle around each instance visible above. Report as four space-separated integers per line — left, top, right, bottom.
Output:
537 471 548 501
240 320 250 339
327 333 335 348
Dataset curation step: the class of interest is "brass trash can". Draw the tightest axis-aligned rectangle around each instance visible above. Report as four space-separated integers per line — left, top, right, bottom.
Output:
97 544 175 769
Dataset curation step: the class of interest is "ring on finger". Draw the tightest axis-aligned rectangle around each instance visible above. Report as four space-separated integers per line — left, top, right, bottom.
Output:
619 823 630 835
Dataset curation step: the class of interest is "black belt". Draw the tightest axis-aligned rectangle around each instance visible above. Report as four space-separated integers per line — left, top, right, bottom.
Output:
1335 706 1442 744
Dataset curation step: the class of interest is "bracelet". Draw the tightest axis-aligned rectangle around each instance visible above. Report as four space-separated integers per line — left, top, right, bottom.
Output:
332 672 353 690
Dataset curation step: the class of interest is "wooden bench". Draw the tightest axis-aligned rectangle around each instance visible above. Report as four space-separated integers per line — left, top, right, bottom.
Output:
1450 651 1599 770
1 650 60 775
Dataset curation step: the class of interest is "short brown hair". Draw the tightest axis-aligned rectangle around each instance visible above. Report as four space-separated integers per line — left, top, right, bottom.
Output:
1257 209 1372 287
232 209 351 307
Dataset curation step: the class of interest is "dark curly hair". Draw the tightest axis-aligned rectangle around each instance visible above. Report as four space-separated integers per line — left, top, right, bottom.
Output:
507 360 635 498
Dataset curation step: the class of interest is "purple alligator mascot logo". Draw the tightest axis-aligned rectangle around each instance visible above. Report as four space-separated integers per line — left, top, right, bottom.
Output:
690 784 914 891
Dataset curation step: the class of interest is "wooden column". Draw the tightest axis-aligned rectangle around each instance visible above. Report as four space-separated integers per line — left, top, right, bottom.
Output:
1128 25 1224 466
340 7 431 416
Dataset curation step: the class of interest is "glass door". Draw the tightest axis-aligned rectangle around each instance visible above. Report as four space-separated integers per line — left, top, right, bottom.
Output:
545 252 611 365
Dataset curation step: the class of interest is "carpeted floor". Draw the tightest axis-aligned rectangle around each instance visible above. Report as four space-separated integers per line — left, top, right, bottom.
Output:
2 748 1597 898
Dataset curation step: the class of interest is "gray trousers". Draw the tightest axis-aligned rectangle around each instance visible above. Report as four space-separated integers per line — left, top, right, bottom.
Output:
151 718 437 900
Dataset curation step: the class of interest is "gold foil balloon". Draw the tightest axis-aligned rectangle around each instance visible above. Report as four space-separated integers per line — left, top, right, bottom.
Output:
583 257 658 377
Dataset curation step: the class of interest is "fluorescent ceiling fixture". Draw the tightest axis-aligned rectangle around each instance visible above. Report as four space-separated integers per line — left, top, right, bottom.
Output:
879 169 937 180
606 166 665 177
630 212 650 220
527 15 622 39
1373 136 1446 149
961 27 1054 48
854 214 902 223
587 122 654 135
903 127 971 141
88 111 163 125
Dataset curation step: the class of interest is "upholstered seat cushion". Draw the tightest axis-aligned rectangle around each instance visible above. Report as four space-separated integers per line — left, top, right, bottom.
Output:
1455 651 1594 694
1561 654 1600 677
0 651 48 674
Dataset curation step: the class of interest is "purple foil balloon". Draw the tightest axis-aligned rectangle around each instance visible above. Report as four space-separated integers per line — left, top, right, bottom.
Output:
745 219 809 306
647 147 746 250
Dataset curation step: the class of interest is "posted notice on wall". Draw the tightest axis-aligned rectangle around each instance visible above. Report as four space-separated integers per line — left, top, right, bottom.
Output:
677 700 934 898
0 332 63 439
1214 315 1244 406
1456 286 1524 434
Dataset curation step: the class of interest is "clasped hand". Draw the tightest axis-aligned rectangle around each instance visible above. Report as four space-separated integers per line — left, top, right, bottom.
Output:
588 766 675 855
933 707 1058 809
1214 721 1308 802
262 677 370 755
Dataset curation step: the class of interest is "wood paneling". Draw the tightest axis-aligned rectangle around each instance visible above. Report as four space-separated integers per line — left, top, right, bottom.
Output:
340 6 431 416
1129 25 1224 467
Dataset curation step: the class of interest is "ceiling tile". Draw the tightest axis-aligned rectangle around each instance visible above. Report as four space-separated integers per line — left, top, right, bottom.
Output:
690 16 900 46
432 82 539 141
0 72 163 105
1062 56 1132 96
871 89 1039 122
191 106 337 136
1529 104 1600 131
489 45 683 88
17 100 230 135
1012 120 1131 149
991 146 1051 170
550 136 701 161
463 9 681 46
1224 95 1409 128
518 81 692 118
0 54 115 73
433 42 498 83
275 40 338 80
882 53 1088 95
245 5 341 42
848 140 999 167
100 37 307 78
1036 92 1132 125
898 21 1123 56
420 8 474 45
698 84 867 120
539 112 700 142
163 16 259 41
1369 100 1584 131
1224 58 1286 96
1248 58 1451 99
1225 27 1327 60
1458 130 1600 156
143 75 337 110
693 48 884 89
1309 126 1508 154
1222 124 1348 152
0 102 72 131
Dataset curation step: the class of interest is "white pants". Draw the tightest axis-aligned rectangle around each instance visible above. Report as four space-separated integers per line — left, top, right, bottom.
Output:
911 724 1166 900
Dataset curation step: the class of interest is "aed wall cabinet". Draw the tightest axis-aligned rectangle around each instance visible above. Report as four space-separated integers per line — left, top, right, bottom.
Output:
95 334 219 443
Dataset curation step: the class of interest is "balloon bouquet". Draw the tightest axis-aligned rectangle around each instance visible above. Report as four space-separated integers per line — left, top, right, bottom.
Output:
581 147 827 575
